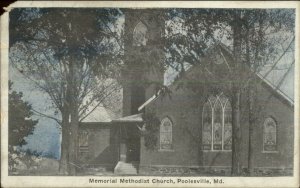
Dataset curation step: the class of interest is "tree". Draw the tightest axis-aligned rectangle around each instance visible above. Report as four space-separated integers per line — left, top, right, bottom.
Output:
9 8 123 175
239 10 295 175
164 8 294 176
9 81 38 147
8 81 38 171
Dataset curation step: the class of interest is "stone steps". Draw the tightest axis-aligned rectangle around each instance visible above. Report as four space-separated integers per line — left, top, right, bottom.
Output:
114 161 138 175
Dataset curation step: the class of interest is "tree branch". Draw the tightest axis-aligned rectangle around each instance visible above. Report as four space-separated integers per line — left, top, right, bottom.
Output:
31 108 61 125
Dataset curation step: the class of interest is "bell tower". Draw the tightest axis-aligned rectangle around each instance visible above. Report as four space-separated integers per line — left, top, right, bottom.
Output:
122 9 165 116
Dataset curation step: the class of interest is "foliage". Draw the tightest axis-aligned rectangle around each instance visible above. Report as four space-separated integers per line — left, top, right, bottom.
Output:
8 147 42 172
9 8 123 119
20 149 42 169
164 8 295 83
141 112 160 150
9 81 38 147
9 8 124 174
8 146 20 172
8 80 39 172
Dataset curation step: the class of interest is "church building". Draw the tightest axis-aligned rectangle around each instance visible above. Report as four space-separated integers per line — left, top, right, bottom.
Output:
77 9 294 176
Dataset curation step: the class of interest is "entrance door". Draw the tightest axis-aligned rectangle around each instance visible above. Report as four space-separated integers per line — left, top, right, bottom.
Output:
126 125 141 162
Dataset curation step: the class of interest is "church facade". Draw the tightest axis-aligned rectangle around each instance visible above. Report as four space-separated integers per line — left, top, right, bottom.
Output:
77 9 294 176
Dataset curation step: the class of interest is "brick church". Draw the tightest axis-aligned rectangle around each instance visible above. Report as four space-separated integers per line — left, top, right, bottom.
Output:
76 9 294 176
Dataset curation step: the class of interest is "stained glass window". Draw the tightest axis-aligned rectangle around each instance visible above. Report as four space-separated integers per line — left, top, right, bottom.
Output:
202 94 232 151
78 131 89 153
208 96 217 105
133 21 148 46
219 95 228 107
263 117 277 151
202 102 212 150
223 101 232 150
160 117 173 150
213 99 222 150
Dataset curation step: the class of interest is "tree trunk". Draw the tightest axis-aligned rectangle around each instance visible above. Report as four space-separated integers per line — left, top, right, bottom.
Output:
68 106 79 175
231 10 243 176
59 83 72 175
67 59 80 176
231 89 242 176
244 12 255 176
59 110 70 175
247 11 264 176
247 79 256 176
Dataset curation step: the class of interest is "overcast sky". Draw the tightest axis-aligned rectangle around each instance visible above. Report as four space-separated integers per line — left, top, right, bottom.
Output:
10 67 61 159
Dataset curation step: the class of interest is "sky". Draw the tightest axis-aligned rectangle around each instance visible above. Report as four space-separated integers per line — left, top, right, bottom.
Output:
10 67 61 159
10 67 117 159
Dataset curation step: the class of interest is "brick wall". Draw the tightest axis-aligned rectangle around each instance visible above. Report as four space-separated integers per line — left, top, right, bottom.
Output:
77 123 118 170
140 63 294 175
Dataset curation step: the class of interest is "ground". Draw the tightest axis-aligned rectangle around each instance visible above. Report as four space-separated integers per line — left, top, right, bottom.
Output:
9 152 114 176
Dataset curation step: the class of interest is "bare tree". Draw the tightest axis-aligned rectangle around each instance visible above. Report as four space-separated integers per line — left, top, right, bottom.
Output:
9 8 123 175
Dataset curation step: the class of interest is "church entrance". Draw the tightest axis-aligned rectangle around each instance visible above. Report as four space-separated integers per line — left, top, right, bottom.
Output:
126 125 141 163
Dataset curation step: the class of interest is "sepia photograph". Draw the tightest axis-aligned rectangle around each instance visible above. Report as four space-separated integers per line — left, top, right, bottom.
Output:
1 1 299 187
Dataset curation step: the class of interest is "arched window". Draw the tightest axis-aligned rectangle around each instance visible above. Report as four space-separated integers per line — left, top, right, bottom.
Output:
202 102 212 150
133 21 148 46
160 117 173 150
263 117 277 152
202 94 232 151
78 131 89 153
213 98 222 150
223 101 232 150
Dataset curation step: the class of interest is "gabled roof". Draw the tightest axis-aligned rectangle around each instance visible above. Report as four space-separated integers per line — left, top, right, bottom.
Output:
112 113 143 123
257 73 294 108
138 42 294 110
217 43 294 107
81 106 112 123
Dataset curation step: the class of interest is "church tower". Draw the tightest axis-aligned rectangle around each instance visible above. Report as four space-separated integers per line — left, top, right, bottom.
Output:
122 9 165 116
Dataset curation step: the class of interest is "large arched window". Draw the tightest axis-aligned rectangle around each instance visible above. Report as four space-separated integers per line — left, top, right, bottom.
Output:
202 102 212 150
213 98 223 150
133 21 148 46
202 94 232 151
223 101 232 150
263 117 277 152
160 117 173 150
